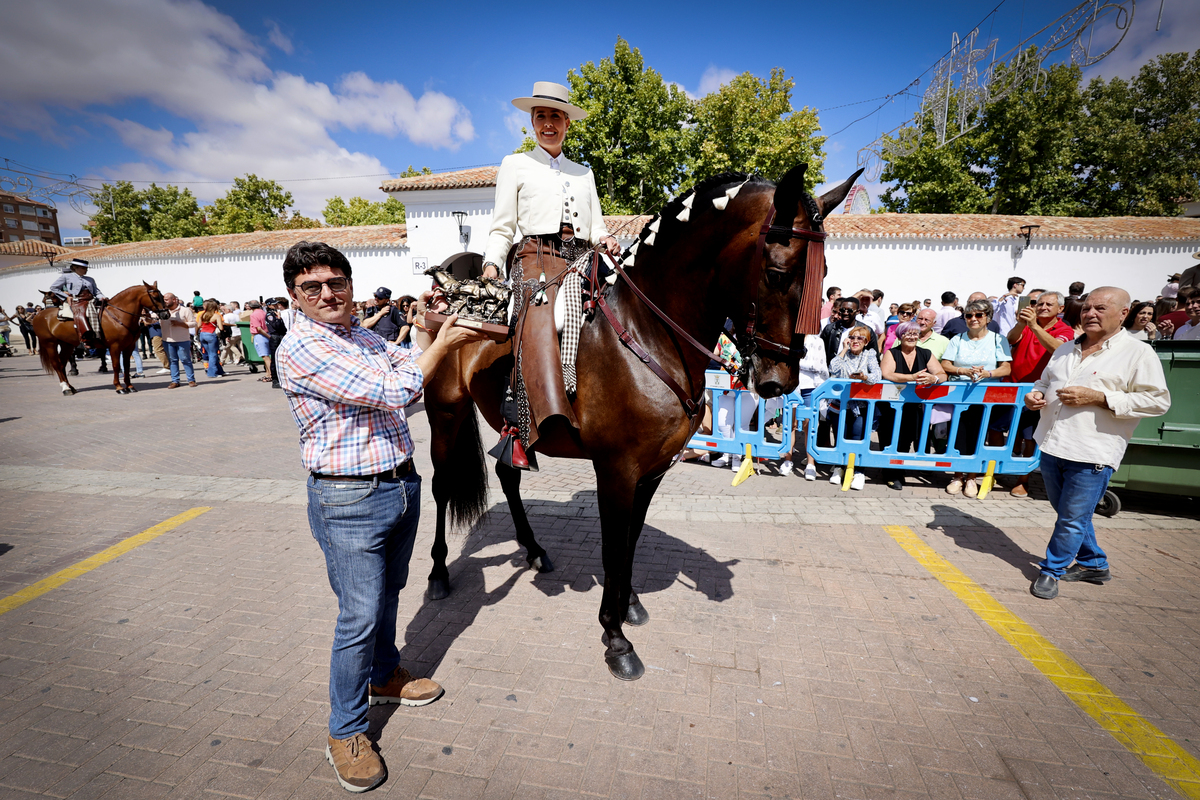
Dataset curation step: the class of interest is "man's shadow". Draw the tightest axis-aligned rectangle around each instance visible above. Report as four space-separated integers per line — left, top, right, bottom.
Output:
926 503 1041 581
394 490 738 677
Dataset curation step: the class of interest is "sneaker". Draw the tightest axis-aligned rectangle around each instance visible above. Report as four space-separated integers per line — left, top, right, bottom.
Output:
779 459 793 475
963 479 979 498
829 467 843 485
804 464 817 481
945 479 963 495
326 733 385 793
133 372 145 378
711 455 730 469
369 667 444 707
850 473 865 491
730 455 742 471
155 368 170 375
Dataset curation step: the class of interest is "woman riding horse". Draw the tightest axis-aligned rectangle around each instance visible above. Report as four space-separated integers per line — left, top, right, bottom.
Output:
49 258 107 346
482 81 622 454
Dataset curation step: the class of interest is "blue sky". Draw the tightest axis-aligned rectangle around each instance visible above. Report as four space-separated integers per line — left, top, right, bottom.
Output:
2 0 1195 238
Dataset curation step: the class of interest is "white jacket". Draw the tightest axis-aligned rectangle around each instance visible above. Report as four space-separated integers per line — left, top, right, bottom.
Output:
484 147 609 268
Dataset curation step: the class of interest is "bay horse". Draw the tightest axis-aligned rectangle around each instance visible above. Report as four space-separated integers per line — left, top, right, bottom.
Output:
32 282 169 395
422 164 862 680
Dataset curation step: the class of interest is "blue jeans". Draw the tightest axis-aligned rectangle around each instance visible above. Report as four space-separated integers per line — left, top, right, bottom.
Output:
1038 452 1112 578
307 472 421 738
199 331 223 377
164 340 195 383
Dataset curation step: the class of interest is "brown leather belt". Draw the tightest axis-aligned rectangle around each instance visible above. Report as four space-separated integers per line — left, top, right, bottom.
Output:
311 460 413 482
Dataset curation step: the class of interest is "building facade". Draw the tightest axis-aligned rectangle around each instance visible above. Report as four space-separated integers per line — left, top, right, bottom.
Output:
0 193 61 246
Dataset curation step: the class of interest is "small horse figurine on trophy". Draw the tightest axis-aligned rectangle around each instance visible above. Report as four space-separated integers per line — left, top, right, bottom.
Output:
424 268 513 341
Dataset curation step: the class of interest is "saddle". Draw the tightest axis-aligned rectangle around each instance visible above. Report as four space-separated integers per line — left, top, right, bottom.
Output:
70 291 102 343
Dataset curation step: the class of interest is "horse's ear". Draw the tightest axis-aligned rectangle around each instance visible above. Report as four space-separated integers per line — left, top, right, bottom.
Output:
772 164 809 224
818 168 865 218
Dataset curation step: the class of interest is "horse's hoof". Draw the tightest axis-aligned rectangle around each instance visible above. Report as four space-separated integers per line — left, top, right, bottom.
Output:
62 389 72 396
527 554 554 573
426 578 451 601
625 600 650 627
127 385 138 393
68 369 78 376
606 650 645 681
98 366 108 374
115 388 127 395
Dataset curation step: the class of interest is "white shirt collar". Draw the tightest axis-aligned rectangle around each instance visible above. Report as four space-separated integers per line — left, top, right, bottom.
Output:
535 146 563 170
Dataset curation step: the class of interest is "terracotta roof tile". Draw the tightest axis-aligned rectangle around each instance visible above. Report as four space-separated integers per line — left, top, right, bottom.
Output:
0 240 71 257
381 167 499 192
0 225 406 273
825 213 1200 240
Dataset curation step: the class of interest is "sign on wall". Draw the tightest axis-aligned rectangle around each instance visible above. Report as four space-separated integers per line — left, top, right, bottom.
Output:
411 256 428 276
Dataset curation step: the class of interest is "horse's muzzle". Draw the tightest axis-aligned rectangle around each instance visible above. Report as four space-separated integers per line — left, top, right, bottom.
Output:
155 311 170 320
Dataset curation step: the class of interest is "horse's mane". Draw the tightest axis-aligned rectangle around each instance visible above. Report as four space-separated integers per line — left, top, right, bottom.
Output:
623 172 770 265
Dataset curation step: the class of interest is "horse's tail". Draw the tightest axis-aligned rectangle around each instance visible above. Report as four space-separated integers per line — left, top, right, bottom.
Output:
37 339 58 375
447 402 489 529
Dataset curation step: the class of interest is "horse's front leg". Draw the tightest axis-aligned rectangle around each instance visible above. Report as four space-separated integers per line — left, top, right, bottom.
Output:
495 462 552 573
595 469 643 681
622 473 665 628
110 344 125 393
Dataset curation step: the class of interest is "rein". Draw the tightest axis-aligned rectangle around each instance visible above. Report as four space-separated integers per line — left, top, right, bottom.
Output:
589 188 828 418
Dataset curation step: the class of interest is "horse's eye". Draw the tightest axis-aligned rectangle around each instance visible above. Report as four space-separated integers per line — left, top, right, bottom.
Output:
764 268 791 289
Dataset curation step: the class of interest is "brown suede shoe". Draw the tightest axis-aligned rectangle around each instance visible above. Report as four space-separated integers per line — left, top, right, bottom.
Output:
188 381 197 387
167 382 180 389
369 667 444 707
326 732 385 793
1010 483 1029 498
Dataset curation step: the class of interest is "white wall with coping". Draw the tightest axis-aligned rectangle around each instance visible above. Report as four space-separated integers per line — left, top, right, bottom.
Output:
825 237 1194 307
395 187 493 273
0 246 426 311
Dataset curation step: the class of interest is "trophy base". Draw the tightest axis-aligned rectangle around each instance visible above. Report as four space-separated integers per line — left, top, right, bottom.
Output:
424 311 511 342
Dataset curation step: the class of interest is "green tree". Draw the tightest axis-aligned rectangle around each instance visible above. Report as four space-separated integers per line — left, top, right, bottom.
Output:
278 212 323 230
203 174 294 234
397 165 433 177
1076 50 1200 216
563 38 694 214
87 181 204 244
689 69 827 191
322 196 406 226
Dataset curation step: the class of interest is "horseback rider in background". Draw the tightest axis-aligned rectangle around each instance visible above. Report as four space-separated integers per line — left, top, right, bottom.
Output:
48 258 108 346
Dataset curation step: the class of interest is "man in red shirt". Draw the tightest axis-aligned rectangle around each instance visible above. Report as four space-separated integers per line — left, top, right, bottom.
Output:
1006 291 1074 496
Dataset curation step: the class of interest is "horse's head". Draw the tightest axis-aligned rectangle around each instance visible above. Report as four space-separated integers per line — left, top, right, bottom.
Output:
735 164 862 398
141 281 170 320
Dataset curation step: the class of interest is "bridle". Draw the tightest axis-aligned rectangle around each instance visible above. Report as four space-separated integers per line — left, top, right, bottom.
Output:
590 185 827 418
737 200 827 362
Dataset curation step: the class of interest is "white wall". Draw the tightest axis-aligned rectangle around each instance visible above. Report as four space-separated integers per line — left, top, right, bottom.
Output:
396 187 494 274
0 247 425 311
825 238 1195 307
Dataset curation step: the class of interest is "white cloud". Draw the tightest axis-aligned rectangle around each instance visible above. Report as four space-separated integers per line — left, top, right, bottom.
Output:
266 20 293 54
698 66 738 96
0 0 474 224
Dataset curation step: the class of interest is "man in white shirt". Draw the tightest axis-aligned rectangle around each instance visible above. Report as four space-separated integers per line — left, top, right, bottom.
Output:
933 291 959 333
1025 287 1170 599
1162 292 1200 340
853 289 884 335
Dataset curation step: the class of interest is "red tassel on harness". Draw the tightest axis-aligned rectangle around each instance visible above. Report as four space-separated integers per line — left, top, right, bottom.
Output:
795 237 824 336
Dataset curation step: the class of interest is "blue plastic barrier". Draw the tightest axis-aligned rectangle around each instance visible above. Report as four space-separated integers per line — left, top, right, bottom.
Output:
686 370 797 462
805 379 1041 494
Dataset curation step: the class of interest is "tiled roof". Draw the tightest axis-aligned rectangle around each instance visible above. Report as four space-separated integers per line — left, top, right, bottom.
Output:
381 167 499 192
825 214 1200 240
0 192 54 209
0 225 406 273
0 240 71 257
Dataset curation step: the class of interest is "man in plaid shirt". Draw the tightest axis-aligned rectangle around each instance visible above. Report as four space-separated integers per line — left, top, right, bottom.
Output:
276 241 486 793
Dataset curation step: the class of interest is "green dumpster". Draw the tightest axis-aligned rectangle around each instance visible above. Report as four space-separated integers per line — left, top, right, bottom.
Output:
1099 339 1200 516
237 321 264 374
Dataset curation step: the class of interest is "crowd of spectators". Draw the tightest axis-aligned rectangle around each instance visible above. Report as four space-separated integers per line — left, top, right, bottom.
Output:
742 264 1197 495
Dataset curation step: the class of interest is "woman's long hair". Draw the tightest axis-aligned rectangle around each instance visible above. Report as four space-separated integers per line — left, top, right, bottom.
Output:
199 298 222 326
1123 301 1154 330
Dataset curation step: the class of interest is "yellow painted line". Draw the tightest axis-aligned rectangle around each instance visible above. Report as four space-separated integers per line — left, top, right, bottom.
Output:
884 525 1200 799
0 507 211 617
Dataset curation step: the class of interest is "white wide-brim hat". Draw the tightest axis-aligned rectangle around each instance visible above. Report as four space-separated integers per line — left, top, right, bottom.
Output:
512 81 587 120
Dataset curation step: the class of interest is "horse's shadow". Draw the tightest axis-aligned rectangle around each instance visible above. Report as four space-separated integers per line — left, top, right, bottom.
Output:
397 490 738 676
926 503 1041 580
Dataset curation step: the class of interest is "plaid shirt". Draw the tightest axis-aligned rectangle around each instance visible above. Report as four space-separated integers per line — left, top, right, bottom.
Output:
276 311 424 475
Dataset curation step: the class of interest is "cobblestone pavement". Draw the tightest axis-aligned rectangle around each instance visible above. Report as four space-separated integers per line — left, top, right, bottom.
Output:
0 354 1197 799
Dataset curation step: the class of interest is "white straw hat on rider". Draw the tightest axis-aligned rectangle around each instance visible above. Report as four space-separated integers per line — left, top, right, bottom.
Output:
511 81 587 121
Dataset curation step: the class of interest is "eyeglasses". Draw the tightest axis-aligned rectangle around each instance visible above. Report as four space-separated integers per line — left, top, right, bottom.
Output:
847 336 868 342
963 313 988 320
899 311 913 317
295 277 350 297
